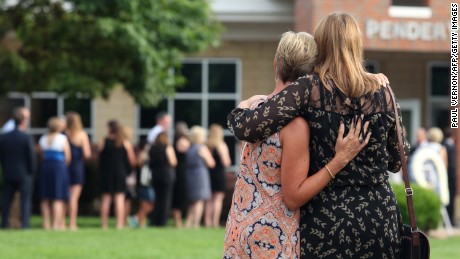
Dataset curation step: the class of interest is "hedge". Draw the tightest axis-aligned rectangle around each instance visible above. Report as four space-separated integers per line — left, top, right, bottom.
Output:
392 183 442 232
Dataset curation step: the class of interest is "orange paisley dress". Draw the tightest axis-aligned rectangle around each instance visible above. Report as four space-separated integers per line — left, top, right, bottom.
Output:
223 98 300 259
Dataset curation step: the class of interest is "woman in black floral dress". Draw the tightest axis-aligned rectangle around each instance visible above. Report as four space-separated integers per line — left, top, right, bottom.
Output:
228 13 408 258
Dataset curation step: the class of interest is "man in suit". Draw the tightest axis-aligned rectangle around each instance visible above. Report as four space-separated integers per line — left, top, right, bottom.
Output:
0 107 36 229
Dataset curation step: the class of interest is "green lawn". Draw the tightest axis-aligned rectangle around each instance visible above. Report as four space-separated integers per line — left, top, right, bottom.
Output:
0 217 458 258
0 217 225 259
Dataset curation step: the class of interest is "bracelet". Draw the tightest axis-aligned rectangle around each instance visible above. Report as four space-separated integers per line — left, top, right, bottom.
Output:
325 164 335 179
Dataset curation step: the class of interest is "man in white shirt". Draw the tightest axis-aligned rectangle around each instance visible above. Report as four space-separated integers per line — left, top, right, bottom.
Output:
2 107 30 134
147 112 172 143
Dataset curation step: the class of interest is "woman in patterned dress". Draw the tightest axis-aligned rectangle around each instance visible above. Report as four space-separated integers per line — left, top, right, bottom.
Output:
224 31 370 258
227 13 407 258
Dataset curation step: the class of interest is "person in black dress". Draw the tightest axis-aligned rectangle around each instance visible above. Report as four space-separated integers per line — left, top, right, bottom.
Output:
171 122 190 228
99 120 136 229
205 123 231 228
149 132 177 226
227 12 406 258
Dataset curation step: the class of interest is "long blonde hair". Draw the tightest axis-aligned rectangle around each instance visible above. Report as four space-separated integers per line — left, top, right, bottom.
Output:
314 12 379 97
207 124 224 150
66 111 83 136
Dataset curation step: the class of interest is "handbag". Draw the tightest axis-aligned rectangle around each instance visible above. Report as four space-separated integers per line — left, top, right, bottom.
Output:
140 144 153 186
140 163 152 186
388 85 430 259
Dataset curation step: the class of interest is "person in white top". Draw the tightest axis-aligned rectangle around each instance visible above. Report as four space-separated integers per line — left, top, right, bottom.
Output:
1 107 30 134
38 117 71 230
147 112 172 143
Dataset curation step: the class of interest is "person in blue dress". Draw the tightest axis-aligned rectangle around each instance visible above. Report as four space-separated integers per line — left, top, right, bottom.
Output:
38 117 71 230
65 112 91 230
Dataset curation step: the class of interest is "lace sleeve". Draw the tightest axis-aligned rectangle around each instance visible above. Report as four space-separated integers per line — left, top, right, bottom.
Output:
387 96 411 173
227 76 311 143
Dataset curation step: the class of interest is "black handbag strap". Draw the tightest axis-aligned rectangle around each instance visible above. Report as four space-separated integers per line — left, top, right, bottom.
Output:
387 85 421 249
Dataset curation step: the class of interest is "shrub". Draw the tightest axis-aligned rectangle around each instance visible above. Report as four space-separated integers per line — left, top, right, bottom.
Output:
392 183 442 232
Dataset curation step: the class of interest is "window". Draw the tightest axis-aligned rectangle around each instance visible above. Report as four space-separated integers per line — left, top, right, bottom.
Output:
427 62 450 130
389 0 431 18
392 0 428 6
399 100 421 145
3 92 93 142
137 58 242 167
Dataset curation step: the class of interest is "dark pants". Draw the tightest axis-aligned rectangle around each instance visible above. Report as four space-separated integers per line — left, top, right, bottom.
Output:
150 179 174 226
1 176 33 229
447 175 457 226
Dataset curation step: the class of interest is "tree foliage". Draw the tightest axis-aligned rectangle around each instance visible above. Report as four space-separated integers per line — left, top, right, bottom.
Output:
0 0 222 106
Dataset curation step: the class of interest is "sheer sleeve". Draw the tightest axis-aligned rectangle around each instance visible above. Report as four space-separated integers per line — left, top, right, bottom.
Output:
227 76 311 143
386 96 411 173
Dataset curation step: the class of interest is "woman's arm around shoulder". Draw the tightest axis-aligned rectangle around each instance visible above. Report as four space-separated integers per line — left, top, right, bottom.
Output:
281 117 371 211
227 76 312 143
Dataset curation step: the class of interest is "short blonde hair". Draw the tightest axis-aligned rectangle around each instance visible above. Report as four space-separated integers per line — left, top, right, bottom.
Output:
275 31 318 83
47 117 62 133
427 127 444 143
189 126 206 144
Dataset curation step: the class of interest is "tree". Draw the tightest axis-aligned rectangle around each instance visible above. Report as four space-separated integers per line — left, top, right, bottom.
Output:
0 0 222 106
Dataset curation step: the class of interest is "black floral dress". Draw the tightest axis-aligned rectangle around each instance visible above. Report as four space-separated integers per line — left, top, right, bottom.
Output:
227 74 410 258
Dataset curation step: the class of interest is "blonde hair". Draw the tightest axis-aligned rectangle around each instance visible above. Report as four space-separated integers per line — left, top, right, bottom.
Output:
275 31 317 83
427 127 444 143
189 126 206 144
314 12 379 97
66 111 83 136
123 126 133 142
207 124 224 150
47 117 62 133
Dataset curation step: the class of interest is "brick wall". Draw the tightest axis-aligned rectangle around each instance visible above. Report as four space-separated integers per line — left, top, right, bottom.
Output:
93 86 136 143
295 0 450 52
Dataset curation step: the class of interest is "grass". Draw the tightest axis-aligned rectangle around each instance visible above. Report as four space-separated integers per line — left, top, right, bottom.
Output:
429 236 460 259
0 217 225 259
0 217 458 258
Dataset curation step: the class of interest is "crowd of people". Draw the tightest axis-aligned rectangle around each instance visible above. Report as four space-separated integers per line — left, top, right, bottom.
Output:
0 108 232 230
